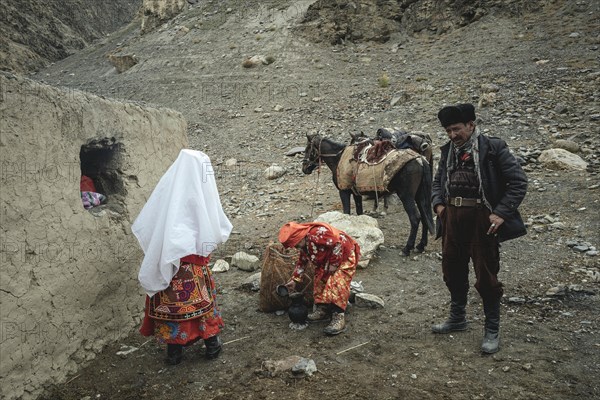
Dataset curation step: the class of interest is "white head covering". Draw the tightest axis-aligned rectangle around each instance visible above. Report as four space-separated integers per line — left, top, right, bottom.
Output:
132 149 233 297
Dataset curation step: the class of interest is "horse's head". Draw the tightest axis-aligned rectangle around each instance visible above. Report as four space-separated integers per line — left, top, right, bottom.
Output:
302 133 321 174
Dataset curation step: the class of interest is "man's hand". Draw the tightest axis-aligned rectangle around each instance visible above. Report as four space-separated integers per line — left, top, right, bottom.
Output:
487 214 504 235
435 204 445 217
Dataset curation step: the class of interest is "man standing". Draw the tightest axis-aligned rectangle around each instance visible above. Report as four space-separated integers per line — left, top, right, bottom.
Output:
431 103 527 354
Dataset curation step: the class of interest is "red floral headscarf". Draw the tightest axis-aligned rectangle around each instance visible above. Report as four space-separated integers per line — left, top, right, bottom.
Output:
278 221 342 248
278 222 313 248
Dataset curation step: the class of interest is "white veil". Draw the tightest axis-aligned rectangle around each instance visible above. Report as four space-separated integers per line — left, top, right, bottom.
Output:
132 149 232 297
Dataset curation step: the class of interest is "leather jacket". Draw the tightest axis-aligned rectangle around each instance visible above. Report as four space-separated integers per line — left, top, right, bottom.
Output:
432 134 528 242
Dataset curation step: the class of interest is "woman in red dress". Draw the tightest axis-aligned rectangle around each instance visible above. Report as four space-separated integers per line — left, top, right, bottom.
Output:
133 150 232 364
279 222 360 335
138 254 224 364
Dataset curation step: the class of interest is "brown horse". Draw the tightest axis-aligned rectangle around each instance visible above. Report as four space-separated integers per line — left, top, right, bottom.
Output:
302 133 434 255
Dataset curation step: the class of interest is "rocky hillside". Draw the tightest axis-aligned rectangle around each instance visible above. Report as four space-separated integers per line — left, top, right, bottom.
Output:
297 0 545 44
0 0 142 74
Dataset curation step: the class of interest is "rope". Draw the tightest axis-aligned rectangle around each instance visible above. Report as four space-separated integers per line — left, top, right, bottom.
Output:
370 161 380 207
309 136 323 219
310 163 321 219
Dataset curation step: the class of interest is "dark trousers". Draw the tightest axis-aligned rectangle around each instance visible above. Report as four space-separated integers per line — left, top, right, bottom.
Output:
441 205 503 302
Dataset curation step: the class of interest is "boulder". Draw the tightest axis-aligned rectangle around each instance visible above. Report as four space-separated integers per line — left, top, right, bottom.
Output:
211 259 229 273
553 139 580 154
107 54 138 73
314 211 384 263
231 251 260 271
242 55 268 68
264 165 286 180
538 148 588 170
240 272 261 291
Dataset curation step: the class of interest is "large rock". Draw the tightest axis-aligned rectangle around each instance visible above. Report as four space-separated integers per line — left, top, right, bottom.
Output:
314 211 384 263
264 165 286 180
538 148 588 170
231 251 261 271
107 54 138 73
211 259 230 273
553 139 580 154
240 272 261 292
0 72 187 400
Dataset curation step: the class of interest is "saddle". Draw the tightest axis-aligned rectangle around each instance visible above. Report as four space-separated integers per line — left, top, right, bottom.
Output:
337 145 422 194
352 140 396 165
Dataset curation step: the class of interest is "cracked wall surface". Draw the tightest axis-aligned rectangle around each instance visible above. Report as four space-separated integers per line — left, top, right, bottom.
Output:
0 72 188 400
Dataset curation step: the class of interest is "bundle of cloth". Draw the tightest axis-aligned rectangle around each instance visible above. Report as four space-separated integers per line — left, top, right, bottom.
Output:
80 175 106 209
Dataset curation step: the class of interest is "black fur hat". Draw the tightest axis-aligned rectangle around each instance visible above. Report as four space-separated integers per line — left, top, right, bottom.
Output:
437 103 476 127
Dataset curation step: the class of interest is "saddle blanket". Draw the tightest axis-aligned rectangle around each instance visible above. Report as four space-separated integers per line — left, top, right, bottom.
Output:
337 146 422 193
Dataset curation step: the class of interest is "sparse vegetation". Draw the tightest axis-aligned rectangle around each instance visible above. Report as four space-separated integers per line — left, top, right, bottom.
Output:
378 72 390 87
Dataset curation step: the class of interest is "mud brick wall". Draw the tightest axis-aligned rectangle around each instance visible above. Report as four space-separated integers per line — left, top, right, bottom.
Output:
0 72 187 399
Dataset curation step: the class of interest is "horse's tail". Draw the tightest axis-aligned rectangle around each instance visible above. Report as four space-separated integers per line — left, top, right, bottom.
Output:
418 157 435 234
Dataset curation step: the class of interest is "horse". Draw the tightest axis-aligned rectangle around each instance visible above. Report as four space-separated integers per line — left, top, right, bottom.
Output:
349 130 434 214
302 133 435 255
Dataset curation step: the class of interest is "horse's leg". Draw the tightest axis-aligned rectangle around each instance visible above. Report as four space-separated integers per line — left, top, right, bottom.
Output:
415 199 431 252
353 193 364 215
415 159 435 253
340 190 351 214
371 196 378 213
399 194 421 256
416 220 428 253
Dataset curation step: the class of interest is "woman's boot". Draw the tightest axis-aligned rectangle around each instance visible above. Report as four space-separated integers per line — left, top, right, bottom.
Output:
323 312 346 335
307 303 330 321
165 344 183 365
204 335 222 360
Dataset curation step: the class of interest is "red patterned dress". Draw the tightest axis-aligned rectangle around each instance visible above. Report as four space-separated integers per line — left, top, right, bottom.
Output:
139 255 223 345
291 226 360 310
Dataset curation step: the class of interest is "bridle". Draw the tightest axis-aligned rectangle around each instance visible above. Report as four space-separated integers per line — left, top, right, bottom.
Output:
302 136 342 172
302 135 343 218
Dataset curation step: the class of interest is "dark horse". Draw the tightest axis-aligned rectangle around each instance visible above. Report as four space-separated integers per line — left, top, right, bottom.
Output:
302 133 435 255
350 130 434 214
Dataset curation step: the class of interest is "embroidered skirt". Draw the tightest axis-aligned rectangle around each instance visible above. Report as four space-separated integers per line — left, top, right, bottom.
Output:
139 255 224 345
313 247 358 311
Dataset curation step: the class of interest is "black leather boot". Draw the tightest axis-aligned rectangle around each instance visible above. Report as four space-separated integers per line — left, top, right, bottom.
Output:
204 335 222 360
432 294 468 333
481 298 501 354
166 344 183 365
